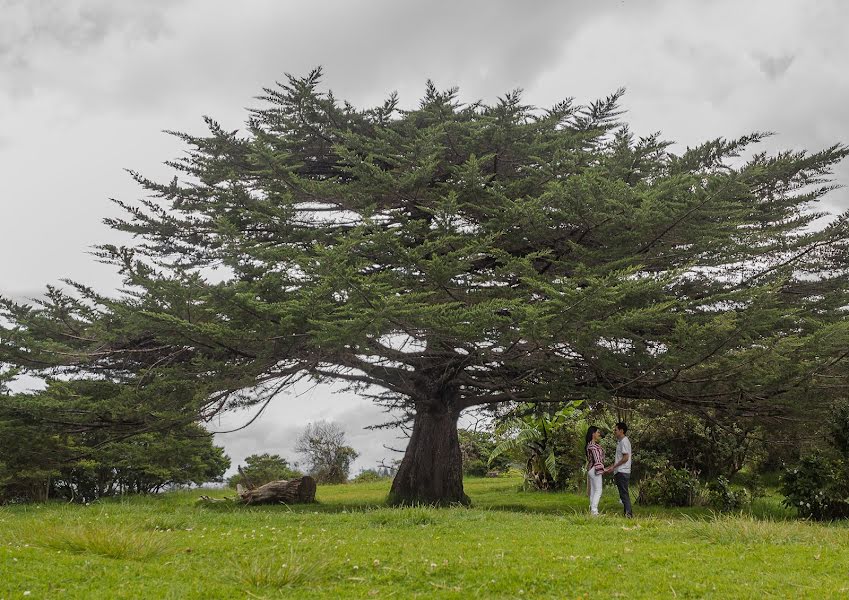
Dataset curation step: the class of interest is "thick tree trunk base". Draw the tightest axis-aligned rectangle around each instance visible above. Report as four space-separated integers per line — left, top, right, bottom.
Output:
237 476 317 505
389 405 469 507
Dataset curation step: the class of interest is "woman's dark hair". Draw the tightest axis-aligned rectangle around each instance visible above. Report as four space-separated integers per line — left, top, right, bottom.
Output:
585 426 600 450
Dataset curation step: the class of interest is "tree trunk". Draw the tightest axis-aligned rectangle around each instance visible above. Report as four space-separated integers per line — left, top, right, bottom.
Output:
389 401 469 506
237 476 317 505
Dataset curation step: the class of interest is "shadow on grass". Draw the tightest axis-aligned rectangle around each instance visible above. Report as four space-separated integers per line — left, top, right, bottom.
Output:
180 477 798 522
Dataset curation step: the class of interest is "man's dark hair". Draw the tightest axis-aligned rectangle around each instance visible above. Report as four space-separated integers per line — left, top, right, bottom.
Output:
615 421 628 435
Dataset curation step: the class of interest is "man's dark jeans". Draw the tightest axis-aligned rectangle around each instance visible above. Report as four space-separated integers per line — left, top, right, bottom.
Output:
614 472 633 517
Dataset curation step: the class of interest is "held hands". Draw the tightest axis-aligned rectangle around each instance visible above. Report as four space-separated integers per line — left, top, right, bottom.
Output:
603 467 613 475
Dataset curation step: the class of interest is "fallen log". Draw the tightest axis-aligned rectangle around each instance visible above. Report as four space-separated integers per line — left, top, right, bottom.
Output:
236 476 317 505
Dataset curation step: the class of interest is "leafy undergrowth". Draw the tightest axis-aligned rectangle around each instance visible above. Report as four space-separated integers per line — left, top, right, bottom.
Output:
1 476 848 599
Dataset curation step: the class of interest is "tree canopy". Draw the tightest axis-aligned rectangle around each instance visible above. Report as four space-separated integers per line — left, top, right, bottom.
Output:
228 452 301 489
295 421 359 484
0 380 229 502
1 68 848 504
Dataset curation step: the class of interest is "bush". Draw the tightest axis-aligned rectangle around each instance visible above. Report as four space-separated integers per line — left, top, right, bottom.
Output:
706 476 752 511
463 459 490 477
637 466 699 507
351 469 388 484
548 424 587 489
459 429 509 476
633 412 759 479
489 404 587 491
228 454 301 489
780 454 849 521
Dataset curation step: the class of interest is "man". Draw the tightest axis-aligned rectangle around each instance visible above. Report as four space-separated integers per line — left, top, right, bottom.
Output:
605 422 633 517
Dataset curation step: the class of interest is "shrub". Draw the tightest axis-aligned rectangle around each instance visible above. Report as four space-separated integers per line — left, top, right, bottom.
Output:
637 466 699 507
780 454 849 521
352 469 388 483
459 429 509 476
228 454 302 488
633 412 759 479
489 403 586 491
463 459 490 477
706 476 752 511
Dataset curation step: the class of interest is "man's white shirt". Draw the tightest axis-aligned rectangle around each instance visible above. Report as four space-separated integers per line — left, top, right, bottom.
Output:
614 436 632 474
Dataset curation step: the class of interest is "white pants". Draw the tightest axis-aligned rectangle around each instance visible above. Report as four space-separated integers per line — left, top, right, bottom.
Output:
587 469 603 515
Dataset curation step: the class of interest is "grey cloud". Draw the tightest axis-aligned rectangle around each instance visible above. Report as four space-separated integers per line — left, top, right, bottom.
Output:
211 389 407 477
2 0 643 116
0 0 181 98
0 0 176 51
756 53 795 81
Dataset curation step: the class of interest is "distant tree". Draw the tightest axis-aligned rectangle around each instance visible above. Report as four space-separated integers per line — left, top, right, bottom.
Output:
0 380 229 502
228 453 301 488
458 428 509 476
295 421 359 484
352 468 389 483
2 69 848 506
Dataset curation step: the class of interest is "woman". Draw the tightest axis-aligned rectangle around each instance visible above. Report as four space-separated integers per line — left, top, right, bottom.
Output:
585 426 605 516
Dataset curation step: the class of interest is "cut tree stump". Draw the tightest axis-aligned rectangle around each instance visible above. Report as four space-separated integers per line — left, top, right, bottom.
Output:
236 476 317 505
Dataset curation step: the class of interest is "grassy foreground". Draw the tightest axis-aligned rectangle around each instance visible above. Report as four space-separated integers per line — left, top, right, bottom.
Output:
1 476 847 599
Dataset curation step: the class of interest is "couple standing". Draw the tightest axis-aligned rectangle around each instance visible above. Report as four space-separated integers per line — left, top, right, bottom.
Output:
585 422 632 517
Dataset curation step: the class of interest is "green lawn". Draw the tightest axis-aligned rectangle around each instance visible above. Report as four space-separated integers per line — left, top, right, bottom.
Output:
1 476 847 599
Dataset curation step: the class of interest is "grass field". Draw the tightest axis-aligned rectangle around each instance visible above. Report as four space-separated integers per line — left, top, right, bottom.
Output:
1 476 847 599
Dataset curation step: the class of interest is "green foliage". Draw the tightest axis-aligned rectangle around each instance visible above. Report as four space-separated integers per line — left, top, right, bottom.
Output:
489 403 583 490
781 400 849 520
2 70 849 504
0 381 229 503
706 476 752 511
351 469 390 484
637 465 700 507
781 454 849 520
458 428 509 476
827 401 849 456
632 411 760 479
228 453 301 488
295 421 359 484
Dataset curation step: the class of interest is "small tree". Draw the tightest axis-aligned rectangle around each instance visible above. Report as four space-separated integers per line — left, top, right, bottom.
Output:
489 403 581 490
781 401 849 520
228 453 301 488
295 421 359 484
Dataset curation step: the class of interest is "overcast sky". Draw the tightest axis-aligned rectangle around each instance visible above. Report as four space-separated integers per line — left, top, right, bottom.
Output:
2 0 849 476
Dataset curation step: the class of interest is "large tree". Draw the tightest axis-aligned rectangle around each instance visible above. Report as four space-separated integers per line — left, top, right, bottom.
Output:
2 69 848 504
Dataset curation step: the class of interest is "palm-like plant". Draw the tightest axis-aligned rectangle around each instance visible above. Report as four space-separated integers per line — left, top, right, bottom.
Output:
489 403 580 490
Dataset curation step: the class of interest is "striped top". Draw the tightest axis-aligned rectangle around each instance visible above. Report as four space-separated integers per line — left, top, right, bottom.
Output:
586 441 605 475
